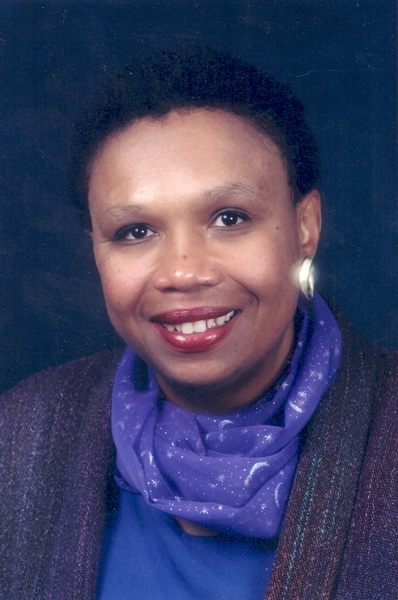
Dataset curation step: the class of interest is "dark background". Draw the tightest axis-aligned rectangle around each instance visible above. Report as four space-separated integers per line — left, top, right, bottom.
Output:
1 0 397 394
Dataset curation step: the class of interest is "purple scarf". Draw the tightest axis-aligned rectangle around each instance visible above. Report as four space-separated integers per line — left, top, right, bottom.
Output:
112 293 341 538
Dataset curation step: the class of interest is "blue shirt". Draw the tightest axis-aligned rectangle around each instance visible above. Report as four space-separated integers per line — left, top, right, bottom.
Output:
97 490 276 599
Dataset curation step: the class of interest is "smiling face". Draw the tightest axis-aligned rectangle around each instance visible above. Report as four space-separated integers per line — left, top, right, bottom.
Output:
89 109 321 413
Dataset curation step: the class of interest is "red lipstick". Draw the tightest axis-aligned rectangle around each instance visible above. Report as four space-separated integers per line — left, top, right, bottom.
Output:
152 306 235 324
151 307 239 353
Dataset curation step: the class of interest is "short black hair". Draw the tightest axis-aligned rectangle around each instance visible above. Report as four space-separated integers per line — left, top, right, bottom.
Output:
69 46 320 229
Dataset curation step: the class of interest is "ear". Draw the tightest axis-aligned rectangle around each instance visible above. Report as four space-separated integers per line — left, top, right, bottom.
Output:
296 189 322 258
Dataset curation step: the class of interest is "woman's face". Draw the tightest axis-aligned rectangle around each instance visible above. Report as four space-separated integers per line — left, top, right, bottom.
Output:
89 109 320 413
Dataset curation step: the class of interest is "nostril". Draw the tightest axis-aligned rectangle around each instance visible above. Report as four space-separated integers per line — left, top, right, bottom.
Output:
152 256 223 291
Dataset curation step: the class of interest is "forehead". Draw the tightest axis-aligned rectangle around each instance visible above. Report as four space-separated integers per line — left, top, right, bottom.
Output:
88 109 292 223
88 108 290 207
94 108 283 167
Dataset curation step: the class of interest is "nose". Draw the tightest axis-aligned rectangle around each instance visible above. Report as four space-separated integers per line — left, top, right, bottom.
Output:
152 237 223 291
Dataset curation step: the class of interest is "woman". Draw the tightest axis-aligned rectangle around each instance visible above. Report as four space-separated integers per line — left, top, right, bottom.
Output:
1 46 397 600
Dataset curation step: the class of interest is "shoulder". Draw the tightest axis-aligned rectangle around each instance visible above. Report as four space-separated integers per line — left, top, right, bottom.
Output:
0 348 123 490
320 296 398 438
327 296 398 376
0 350 123 594
0 347 124 421
325 305 398 596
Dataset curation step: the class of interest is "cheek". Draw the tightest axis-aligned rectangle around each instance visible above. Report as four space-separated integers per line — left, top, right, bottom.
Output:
229 238 298 297
96 255 142 313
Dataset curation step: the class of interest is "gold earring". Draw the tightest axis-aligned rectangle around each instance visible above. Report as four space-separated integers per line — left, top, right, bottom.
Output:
299 256 315 299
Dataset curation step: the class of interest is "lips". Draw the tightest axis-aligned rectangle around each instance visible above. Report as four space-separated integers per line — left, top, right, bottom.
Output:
163 310 235 334
151 307 239 352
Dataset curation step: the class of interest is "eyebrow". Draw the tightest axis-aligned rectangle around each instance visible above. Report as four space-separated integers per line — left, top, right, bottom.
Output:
202 182 272 211
203 182 263 202
103 204 146 218
101 181 269 219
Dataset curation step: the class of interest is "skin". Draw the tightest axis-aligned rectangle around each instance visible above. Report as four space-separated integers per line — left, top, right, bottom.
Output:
89 108 321 416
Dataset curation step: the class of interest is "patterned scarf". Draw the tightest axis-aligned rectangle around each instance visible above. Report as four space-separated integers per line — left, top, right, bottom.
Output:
112 293 341 538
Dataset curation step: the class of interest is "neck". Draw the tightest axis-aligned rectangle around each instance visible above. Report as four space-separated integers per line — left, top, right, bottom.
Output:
155 355 293 415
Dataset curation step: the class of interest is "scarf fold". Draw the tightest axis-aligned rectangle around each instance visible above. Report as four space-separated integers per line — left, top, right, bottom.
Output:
112 293 341 538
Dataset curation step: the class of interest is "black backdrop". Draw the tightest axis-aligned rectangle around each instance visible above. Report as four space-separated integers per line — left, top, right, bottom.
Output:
1 0 397 393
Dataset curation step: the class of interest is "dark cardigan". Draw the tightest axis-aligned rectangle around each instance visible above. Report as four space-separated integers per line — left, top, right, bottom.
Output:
1 309 398 600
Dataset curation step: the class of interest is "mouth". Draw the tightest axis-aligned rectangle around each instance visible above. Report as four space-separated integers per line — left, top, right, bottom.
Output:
162 310 236 334
151 307 239 352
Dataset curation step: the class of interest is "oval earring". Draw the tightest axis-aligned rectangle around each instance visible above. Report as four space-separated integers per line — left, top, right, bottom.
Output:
299 256 315 300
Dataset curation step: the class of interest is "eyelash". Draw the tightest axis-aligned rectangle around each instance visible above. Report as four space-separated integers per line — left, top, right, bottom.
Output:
112 223 155 242
112 210 249 242
213 210 249 227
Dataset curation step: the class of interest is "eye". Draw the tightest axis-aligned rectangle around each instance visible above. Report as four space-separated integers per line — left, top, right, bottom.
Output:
113 223 156 242
213 210 248 227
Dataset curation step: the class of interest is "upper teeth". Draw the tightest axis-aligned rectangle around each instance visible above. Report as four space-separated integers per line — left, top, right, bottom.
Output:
163 310 235 334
